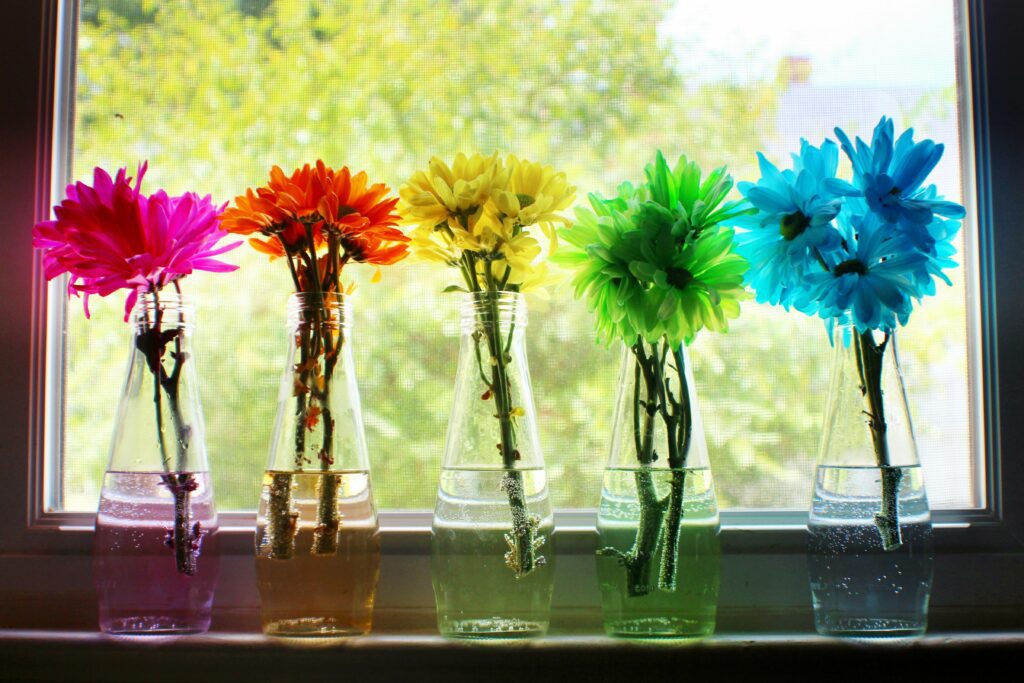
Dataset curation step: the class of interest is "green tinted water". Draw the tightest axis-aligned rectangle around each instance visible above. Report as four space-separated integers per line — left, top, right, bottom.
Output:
596 467 720 638
431 467 554 638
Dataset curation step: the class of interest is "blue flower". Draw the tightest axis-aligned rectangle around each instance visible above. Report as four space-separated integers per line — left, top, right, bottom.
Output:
799 212 929 332
731 139 858 307
834 116 967 232
914 213 962 297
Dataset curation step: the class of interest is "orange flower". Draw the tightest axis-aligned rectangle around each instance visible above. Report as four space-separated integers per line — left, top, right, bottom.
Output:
222 161 409 268
218 188 282 235
339 227 410 266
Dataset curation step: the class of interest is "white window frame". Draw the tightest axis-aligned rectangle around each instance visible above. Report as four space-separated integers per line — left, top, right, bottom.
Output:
2 0 1022 628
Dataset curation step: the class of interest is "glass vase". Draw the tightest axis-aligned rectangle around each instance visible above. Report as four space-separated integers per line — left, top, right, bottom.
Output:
431 291 554 638
255 292 380 637
808 324 934 637
596 341 720 638
93 291 219 635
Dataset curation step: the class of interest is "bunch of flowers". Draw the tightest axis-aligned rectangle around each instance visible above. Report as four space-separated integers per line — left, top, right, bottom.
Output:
734 117 964 331
400 152 574 297
33 163 240 574
399 152 575 577
554 151 750 594
732 116 966 549
221 161 408 558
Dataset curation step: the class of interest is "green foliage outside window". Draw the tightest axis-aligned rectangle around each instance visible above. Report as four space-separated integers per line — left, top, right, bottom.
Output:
63 0 968 511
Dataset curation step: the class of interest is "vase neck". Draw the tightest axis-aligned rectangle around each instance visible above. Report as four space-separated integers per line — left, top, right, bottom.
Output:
109 290 207 474
606 339 710 471
268 292 367 473
459 291 527 336
286 291 350 331
819 324 920 468
131 290 194 332
442 291 542 470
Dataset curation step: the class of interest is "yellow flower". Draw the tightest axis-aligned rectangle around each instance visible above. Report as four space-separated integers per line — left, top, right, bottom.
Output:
514 261 563 297
408 224 458 265
399 152 574 297
477 232 542 287
399 152 506 234
492 155 576 246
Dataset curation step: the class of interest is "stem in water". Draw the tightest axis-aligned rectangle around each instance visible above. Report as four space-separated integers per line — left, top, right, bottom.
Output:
597 338 695 595
855 330 903 551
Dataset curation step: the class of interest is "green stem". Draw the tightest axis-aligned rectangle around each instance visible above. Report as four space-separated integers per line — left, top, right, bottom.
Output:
312 281 343 556
658 468 688 591
634 341 659 463
266 252 305 560
598 338 696 594
162 366 196 576
621 468 667 595
671 345 693 469
139 286 201 574
855 330 903 551
597 339 664 595
145 292 170 472
479 265 541 577
265 472 297 560
657 342 692 591
144 294 188 575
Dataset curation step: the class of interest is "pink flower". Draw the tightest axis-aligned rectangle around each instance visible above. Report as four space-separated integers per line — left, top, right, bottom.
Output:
33 163 241 319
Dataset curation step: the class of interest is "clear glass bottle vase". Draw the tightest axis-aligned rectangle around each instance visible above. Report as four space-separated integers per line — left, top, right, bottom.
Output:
809 324 934 637
93 291 219 635
596 340 720 638
431 291 554 638
255 292 380 637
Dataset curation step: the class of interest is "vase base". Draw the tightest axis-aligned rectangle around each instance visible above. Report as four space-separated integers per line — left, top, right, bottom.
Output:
815 616 926 638
604 616 714 639
100 615 210 635
438 617 548 639
262 616 371 638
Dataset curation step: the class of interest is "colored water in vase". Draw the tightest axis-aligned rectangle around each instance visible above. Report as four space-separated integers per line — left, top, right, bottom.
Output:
596 467 720 638
808 465 934 637
256 471 380 636
431 467 554 638
93 471 219 634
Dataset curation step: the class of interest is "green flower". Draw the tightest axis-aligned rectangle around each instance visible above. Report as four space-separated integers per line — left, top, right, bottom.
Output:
554 153 750 347
643 151 754 240
554 191 650 344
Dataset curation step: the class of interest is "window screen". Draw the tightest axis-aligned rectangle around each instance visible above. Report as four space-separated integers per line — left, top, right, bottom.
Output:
58 0 977 512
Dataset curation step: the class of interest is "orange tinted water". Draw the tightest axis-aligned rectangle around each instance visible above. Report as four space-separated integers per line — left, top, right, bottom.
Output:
256 471 380 636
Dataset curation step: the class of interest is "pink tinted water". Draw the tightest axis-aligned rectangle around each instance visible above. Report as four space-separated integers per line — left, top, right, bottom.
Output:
93 471 219 634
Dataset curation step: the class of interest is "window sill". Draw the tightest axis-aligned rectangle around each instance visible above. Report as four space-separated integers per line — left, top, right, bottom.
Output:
3 548 1023 636
3 629 1023 681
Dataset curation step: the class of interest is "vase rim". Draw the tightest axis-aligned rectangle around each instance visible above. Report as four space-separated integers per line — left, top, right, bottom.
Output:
285 291 350 328
286 290 347 305
134 289 193 306
131 290 195 327
458 290 527 331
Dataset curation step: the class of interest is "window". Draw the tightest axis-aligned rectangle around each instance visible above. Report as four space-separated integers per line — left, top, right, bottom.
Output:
53 0 979 515
4 0 1023 632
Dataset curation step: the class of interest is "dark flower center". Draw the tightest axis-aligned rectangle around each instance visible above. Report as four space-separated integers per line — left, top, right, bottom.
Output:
666 267 694 290
779 211 811 240
340 233 367 262
834 259 868 277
